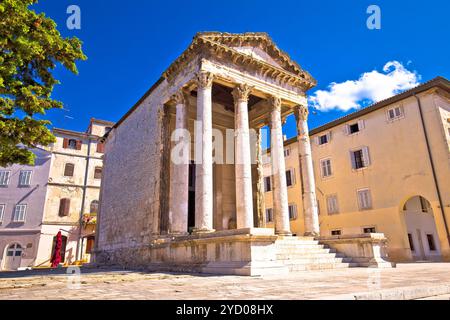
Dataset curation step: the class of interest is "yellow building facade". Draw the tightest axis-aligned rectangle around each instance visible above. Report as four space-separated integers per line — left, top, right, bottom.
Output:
263 77 450 262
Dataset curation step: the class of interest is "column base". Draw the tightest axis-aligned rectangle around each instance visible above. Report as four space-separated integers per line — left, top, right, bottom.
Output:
304 231 320 237
275 230 292 236
192 228 216 234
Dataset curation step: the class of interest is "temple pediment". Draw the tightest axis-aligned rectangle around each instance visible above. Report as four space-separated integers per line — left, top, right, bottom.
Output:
162 32 316 91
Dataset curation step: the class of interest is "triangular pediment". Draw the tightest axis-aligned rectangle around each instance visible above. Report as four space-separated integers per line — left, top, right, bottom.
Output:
197 32 309 78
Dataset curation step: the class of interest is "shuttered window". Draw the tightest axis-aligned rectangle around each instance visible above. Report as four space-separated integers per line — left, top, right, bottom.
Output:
58 198 71 217
285 169 295 187
64 163 75 177
288 204 297 220
357 189 372 210
326 194 339 214
265 208 274 222
264 176 272 192
63 138 81 150
350 147 370 169
97 142 105 153
320 158 332 177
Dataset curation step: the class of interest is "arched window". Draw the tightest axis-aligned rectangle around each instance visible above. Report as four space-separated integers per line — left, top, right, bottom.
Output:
64 163 75 177
90 200 99 213
6 243 22 257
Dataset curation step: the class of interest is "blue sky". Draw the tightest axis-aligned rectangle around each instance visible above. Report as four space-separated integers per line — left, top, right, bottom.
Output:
34 0 450 138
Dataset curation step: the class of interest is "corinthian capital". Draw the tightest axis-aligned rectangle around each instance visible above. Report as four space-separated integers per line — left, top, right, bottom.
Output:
268 96 282 112
294 105 309 121
196 71 214 89
171 89 189 106
232 83 253 104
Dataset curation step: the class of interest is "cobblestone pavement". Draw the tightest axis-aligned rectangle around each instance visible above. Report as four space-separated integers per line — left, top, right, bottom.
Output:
0 263 449 300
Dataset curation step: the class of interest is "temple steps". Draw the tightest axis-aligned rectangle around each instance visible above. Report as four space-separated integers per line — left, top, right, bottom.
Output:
275 237 357 272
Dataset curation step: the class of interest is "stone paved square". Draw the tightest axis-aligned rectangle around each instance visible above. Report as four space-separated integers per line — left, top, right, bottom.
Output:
1 263 450 300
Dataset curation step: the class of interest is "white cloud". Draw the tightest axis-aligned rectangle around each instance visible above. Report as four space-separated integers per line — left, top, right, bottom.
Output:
309 61 420 111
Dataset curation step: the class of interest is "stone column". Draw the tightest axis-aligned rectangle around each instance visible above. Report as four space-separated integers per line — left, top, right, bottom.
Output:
169 90 189 235
268 96 291 236
294 105 320 236
194 71 214 232
255 128 266 227
232 83 254 229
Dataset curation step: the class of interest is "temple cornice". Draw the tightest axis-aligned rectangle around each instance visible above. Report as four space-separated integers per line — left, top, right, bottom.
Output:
162 34 316 91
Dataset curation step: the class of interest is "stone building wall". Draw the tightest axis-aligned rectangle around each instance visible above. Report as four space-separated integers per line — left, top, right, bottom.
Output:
96 82 168 264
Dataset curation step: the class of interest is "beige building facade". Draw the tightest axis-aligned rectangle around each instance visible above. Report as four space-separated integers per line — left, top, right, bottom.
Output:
34 119 113 266
263 77 450 262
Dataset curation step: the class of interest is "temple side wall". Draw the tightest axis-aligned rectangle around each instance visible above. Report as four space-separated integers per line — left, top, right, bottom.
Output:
96 82 168 258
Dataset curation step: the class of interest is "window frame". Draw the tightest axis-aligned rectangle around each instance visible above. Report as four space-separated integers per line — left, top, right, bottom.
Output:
426 234 436 251
64 163 75 177
320 158 333 178
285 168 295 187
386 105 404 121
265 208 274 222
288 203 298 220
18 170 33 187
13 204 27 222
350 146 370 170
363 226 377 234
264 176 272 192
0 204 5 222
331 229 342 236
0 170 11 186
357 188 373 211
326 194 339 215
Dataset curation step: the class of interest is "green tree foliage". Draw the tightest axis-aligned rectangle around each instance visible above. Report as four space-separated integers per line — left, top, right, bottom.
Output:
0 0 86 166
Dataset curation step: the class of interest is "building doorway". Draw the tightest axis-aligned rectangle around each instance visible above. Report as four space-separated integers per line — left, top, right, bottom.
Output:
3 243 23 270
188 161 196 232
403 196 441 261
51 235 68 263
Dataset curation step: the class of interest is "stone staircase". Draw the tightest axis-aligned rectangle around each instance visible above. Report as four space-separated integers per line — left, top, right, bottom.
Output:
275 236 358 272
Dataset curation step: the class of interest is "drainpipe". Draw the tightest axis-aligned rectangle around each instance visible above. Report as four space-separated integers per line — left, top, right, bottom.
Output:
75 136 92 261
414 94 450 247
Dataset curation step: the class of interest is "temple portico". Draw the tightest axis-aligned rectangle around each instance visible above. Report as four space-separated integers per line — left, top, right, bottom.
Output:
96 33 393 276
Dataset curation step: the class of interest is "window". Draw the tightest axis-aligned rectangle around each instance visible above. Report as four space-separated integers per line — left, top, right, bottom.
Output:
320 158 332 178
264 176 272 192
316 132 331 145
265 208 273 222
344 120 365 135
94 167 102 179
419 196 429 213
387 106 404 121
284 148 290 157
363 227 376 234
357 189 372 210
0 171 10 186
13 204 27 222
63 138 81 150
58 198 71 217
64 163 75 177
408 233 415 252
19 170 32 186
331 229 342 236
97 142 105 153
286 169 295 187
326 195 339 215
0 204 5 222
427 234 436 251
350 147 370 169
90 200 99 213
288 204 297 220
